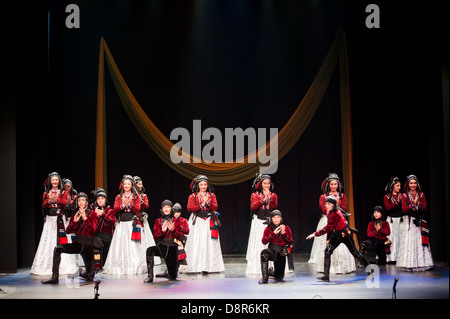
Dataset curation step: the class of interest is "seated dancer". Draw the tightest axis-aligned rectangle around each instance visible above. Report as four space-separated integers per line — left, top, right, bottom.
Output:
360 206 391 265
259 210 294 284
144 200 189 283
41 192 102 284
306 195 369 282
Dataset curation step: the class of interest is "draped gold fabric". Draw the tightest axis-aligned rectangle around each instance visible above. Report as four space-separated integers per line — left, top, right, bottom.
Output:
95 28 357 232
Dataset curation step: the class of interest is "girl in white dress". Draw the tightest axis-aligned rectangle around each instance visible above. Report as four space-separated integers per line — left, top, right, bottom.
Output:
396 175 433 271
179 175 225 274
308 173 356 274
383 176 403 263
31 172 77 275
103 175 152 275
245 174 278 275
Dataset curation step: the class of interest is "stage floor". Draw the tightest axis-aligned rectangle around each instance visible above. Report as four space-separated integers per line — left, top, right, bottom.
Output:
0 254 448 300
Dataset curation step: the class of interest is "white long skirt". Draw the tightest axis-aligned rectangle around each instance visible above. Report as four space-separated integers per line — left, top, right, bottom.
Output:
245 216 292 275
103 220 153 275
142 219 160 265
386 216 402 262
179 214 225 273
308 214 356 274
31 215 78 275
396 216 433 271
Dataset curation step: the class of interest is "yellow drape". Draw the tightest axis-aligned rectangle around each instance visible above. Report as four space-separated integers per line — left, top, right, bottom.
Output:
95 28 357 233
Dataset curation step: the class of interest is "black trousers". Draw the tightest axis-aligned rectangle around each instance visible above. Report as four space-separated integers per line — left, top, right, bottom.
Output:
146 244 179 280
53 242 95 277
260 246 287 280
362 237 388 265
323 230 369 277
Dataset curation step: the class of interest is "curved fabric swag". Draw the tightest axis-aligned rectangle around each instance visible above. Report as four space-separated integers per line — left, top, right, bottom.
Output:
95 28 355 231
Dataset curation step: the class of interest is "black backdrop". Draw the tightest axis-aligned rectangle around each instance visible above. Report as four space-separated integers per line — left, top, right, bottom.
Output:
6 0 448 270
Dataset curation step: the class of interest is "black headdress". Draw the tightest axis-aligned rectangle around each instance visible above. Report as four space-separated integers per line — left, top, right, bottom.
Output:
404 174 422 193
320 173 344 194
190 175 213 193
161 199 174 219
252 174 274 193
63 178 78 197
385 176 401 193
76 192 89 208
133 176 145 193
43 172 64 193
91 187 109 208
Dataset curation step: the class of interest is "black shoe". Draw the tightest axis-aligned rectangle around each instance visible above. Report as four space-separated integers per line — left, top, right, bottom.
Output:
316 275 329 282
143 276 153 283
258 277 268 284
41 277 59 284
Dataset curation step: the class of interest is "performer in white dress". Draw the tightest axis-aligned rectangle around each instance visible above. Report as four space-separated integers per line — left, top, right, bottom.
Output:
179 175 225 274
31 172 78 276
383 176 403 263
396 175 433 271
308 173 356 274
103 175 152 275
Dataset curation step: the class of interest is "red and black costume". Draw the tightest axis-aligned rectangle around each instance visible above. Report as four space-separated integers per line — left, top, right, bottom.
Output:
91 188 115 266
42 189 69 245
314 196 369 281
42 193 101 284
259 210 293 284
144 200 190 282
113 191 142 241
361 206 391 265
187 191 220 239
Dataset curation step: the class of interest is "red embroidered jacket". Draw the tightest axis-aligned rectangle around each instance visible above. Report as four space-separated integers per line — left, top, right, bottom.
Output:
139 193 149 211
66 210 99 237
262 225 293 246
402 192 427 218
383 193 403 217
94 206 116 234
113 194 142 220
42 190 68 214
153 216 190 241
367 219 391 240
319 193 347 215
314 209 348 239
187 193 218 213
251 192 278 212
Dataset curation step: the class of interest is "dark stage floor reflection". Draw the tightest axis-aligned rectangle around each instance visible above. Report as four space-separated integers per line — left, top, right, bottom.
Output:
0 254 448 300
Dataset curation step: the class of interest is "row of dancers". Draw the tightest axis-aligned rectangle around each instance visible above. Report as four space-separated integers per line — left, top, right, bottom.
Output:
33 171 433 285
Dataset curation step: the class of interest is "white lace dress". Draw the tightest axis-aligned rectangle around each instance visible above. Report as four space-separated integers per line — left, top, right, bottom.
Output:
396 216 433 271
308 214 356 274
103 220 153 275
31 215 78 275
179 213 225 273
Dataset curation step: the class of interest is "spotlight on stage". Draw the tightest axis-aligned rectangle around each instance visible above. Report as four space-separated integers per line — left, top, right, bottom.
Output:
392 277 399 299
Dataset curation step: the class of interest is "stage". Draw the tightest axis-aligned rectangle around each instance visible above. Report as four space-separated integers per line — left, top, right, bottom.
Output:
1 254 448 300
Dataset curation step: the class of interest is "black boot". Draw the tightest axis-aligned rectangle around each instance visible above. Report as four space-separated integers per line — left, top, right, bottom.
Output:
143 254 154 283
258 255 269 284
317 253 331 282
41 246 62 284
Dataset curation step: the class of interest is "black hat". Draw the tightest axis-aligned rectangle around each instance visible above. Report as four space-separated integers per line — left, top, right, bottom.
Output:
270 209 282 218
373 206 384 214
161 199 173 208
252 174 274 192
173 203 182 212
320 173 344 194
404 174 422 193
325 195 337 206
385 176 401 193
190 175 213 193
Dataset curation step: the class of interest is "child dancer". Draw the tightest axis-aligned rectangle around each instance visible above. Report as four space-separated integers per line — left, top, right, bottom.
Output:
144 200 189 282
91 188 115 266
31 172 77 275
258 210 294 284
41 192 101 284
179 175 225 274
397 175 433 271
103 175 151 275
383 176 403 262
246 174 278 275
308 173 356 274
306 195 369 282
360 206 391 265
